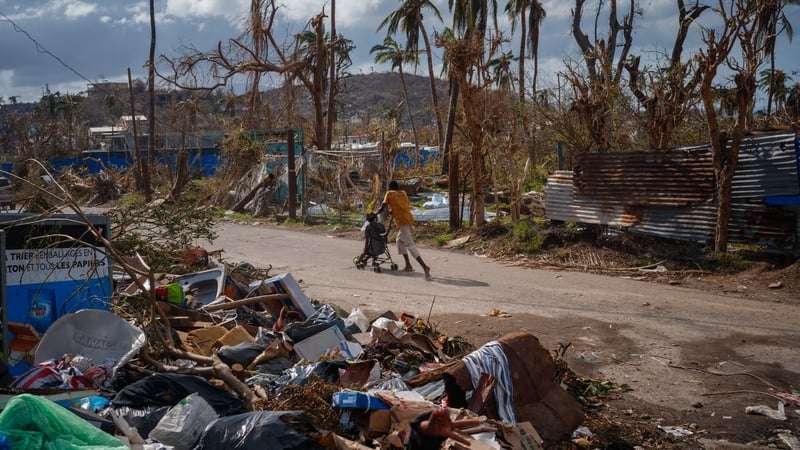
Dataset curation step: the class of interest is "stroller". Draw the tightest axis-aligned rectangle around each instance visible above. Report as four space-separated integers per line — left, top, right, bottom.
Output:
353 213 398 272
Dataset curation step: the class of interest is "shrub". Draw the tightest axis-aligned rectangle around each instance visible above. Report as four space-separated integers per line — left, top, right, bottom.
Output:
109 197 217 273
714 252 752 274
512 220 544 254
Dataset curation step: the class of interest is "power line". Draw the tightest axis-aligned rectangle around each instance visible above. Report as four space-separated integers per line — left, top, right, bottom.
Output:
0 10 96 88
0 10 218 142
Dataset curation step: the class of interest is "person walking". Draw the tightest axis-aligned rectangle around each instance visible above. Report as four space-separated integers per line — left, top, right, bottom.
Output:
378 180 432 280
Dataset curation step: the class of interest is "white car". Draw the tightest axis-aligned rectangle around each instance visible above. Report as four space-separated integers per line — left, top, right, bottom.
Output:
0 176 15 210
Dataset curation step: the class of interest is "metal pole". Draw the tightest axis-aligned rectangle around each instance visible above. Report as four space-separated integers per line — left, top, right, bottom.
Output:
381 131 387 191
301 129 308 217
288 129 297 219
127 68 144 191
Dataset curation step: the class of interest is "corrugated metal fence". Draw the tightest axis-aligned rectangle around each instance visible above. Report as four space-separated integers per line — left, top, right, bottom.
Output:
545 131 800 253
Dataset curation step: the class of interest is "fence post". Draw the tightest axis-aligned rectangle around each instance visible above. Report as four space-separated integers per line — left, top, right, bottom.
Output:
288 129 297 220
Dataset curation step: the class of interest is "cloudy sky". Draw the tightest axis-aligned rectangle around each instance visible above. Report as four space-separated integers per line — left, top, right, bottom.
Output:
0 0 798 105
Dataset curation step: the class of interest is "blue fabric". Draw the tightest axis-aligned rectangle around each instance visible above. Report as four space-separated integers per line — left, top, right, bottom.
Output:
461 341 517 423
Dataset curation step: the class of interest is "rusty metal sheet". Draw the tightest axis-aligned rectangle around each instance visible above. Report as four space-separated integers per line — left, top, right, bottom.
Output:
573 148 714 207
545 132 800 253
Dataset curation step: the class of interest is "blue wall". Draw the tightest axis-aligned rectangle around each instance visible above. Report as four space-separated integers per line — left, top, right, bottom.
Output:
2 147 221 178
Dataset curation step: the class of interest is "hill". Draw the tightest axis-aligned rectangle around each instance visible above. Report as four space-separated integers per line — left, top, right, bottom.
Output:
339 71 447 126
265 72 448 138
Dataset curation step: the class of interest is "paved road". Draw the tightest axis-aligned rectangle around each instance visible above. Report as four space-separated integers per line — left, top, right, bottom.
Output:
212 222 799 349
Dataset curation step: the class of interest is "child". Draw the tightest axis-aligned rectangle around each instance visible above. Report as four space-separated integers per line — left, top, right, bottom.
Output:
357 213 386 265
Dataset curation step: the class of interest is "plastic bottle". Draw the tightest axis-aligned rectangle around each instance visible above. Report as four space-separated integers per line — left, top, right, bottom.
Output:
0 433 11 450
29 289 57 335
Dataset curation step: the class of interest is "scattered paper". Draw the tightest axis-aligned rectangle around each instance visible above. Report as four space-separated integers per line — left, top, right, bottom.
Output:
657 425 693 437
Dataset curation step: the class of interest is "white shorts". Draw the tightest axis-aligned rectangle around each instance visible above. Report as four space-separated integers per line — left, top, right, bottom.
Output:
396 224 420 258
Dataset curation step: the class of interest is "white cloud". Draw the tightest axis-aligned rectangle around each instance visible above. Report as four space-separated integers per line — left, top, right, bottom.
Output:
62 0 96 19
9 0 98 20
279 0 384 28
0 69 15 91
540 0 575 21
165 0 248 22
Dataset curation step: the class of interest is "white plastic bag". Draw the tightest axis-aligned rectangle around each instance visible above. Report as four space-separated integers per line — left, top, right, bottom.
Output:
149 393 218 450
345 308 370 333
371 317 407 339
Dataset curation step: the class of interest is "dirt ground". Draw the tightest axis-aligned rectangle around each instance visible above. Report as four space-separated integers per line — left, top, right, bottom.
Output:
432 310 798 449
446 228 799 449
317 220 800 449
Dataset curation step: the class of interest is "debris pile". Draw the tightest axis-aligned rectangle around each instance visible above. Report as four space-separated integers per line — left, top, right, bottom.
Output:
0 248 590 449
2 250 797 449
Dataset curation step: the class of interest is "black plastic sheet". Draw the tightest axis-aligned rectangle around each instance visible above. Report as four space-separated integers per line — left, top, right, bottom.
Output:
110 373 245 436
194 411 325 450
216 341 267 367
284 305 350 343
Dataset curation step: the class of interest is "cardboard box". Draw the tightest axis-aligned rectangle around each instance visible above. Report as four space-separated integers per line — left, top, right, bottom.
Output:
368 410 392 434
249 273 315 320
294 326 362 362
214 325 255 349
500 421 544 450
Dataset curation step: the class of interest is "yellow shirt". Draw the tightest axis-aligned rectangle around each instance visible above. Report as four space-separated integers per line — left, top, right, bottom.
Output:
382 189 415 227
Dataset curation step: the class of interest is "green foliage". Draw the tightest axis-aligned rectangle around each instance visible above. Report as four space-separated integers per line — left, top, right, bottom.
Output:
282 217 307 227
108 197 217 273
713 252 752 274
212 208 243 220
512 220 536 241
524 163 551 192
511 220 544 254
414 221 450 241
478 221 509 238
435 233 456 247
119 192 145 208
410 196 429 208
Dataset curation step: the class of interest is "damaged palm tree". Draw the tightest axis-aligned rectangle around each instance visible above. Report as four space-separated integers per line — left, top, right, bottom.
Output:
696 0 777 254
210 130 268 211
567 0 637 152
158 1 354 151
622 0 709 150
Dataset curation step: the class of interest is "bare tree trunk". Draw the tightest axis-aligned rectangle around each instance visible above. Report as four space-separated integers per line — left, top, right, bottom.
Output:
170 132 189 200
518 6 527 104
312 15 327 149
144 0 155 201
446 79 460 230
127 69 144 192
326 0 336 149
714 164 733 254
420 22 443 149
767 53 775 118
519 3 534 166
442 77 457 177
399 69 420 167
463 85 485 228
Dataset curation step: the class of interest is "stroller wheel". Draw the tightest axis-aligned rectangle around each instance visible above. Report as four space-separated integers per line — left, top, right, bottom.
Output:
373 266 382 273
390 263 398 271
354 256 366 269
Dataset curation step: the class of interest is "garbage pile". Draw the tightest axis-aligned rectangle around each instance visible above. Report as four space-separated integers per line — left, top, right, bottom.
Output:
0 250 588 450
